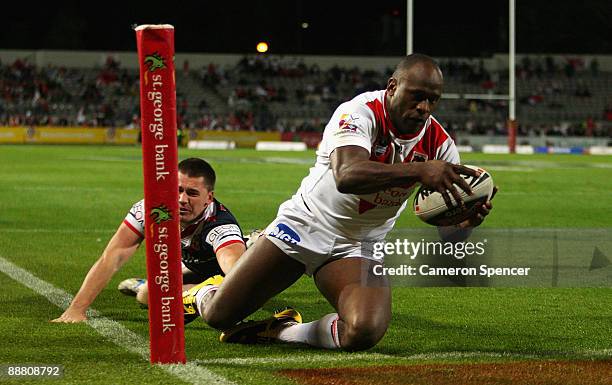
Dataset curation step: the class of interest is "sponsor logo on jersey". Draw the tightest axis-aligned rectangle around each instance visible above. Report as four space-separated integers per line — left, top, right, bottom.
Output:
205 224 242 246
132 201 145 221
338 113 359 131
268 223 301 244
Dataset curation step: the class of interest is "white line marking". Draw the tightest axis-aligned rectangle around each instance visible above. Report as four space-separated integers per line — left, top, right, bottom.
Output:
262 157 313 165
10 186 138 192
486 166 535 172
581 348 612 356
2 229 115 233
194 351 537 366
195 348 611 366
0 255 235 385
196 156 313 166
499 191 612 195
221 189 292 196
6 185 288 196
65 156 137 163
477 160 612 170
592 163 612 169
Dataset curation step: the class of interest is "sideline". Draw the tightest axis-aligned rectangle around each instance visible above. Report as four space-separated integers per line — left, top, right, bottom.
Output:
0 256 235 385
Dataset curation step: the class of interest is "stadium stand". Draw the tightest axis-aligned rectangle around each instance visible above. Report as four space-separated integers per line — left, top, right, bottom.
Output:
0 54 610 139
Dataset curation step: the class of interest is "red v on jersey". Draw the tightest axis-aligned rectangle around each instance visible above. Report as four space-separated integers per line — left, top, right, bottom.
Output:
360 96 452 214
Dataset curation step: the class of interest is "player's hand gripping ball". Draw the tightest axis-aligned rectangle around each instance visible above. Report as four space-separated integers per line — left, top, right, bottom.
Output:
413 165 494 226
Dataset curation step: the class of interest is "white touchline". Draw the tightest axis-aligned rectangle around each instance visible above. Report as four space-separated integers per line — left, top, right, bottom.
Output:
3 229 115 233
0 256 235 385
195 348 612 367
193 351 538 366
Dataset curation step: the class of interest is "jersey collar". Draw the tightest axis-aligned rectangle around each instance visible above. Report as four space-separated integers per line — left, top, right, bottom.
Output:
181 199 217 231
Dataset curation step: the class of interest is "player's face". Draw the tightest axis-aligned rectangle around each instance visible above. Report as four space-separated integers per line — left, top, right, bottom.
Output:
178 172 214 224
386 62 443 135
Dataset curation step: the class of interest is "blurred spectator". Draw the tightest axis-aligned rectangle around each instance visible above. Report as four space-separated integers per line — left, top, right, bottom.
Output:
603 104 612 121
545 56 557 75
575 83 592 97
590 57 599 77
183 60 190 77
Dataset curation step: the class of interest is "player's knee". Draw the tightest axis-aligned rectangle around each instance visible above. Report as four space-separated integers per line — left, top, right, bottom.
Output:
201 300 240 330
340 317 388 351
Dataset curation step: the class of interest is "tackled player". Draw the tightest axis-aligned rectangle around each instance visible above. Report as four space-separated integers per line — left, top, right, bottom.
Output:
52 158 246 323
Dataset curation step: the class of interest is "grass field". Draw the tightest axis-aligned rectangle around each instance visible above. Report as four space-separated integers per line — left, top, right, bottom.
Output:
0 144 611 384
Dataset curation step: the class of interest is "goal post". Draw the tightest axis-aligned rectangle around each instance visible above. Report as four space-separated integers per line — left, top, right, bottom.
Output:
135 24 186 364
407 0 518 153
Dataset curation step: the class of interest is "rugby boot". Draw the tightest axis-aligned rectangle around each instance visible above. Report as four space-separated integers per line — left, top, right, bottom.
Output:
117 278 146 296
219 307 302 344
182 275 224 324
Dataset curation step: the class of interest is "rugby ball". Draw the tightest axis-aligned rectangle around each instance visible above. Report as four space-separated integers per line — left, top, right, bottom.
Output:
413 165 494 226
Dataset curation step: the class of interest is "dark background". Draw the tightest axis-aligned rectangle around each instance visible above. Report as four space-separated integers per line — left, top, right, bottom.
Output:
2 0 610 56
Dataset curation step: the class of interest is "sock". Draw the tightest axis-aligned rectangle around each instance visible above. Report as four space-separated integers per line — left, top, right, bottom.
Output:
277 312 341 349
195 285 218 316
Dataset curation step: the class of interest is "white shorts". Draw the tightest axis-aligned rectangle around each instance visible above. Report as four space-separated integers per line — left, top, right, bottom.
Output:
264 197 383 276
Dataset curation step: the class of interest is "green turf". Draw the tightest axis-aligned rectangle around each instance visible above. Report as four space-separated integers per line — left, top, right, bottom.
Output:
0 145 610 384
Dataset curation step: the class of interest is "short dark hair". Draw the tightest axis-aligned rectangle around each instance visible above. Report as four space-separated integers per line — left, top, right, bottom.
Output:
393 53 440 77
178 158 216 191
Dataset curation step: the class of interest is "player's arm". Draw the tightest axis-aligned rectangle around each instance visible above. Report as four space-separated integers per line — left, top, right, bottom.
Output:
331 145 477 205
51 223 142 323
208 223 247 274
215 242 246 274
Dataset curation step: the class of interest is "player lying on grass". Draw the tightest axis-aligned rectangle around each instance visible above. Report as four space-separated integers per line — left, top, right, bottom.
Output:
52 158 246 323
182 54 497 351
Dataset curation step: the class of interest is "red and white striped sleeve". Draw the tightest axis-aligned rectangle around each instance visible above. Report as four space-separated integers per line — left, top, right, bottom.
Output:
436 136 460 164
205 224 245 253
123 199 145 238
430 117 460 164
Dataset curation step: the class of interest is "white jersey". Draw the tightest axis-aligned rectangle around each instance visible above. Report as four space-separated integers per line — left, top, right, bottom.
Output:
285 89 459 241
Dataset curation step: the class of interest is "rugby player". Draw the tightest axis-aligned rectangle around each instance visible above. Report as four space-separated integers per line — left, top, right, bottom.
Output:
182 54 495 350
52 158 245 323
